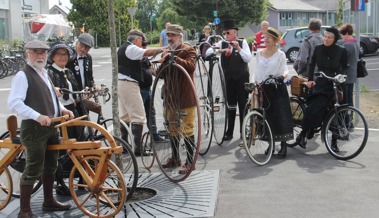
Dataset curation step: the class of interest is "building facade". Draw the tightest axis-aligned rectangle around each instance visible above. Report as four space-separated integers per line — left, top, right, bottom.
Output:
343 0 379 36
0 0 49 40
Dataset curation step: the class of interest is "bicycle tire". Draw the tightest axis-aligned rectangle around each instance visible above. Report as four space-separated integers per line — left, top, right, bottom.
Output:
94 134 138 201
0 131 42 198
150 62 201 182
69 155 126 218
141 131 155 169
242 111 274 166
286 97 306 147
211 60 228 145
0 61 9 79
323 106 368 160
98 118 135 152
0 166 13 210
195 57 214 155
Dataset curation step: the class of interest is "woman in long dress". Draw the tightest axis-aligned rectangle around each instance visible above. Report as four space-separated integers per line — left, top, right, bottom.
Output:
254 27 294 158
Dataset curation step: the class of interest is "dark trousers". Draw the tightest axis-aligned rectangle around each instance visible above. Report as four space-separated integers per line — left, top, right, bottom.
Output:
20 120 59 185
225 73 249 136
342 83 354 107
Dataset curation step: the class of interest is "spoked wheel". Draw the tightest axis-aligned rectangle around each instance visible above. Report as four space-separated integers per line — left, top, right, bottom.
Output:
150 63 201 182
211 60 228 145
323 106 368 160
0 166 13 210
98 118 135 152
69 155 126 218
0 131 42 198
194 57 214 155
286 97 306 147
141 131 155 169
94 134 138 201
242 111 274 166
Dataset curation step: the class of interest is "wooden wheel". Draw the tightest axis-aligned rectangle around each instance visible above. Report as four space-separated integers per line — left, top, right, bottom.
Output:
69 155 126 218
0 166 13 210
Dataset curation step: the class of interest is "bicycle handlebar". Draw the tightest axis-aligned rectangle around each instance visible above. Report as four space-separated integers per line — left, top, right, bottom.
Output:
315 71 346 84
50 115 70 123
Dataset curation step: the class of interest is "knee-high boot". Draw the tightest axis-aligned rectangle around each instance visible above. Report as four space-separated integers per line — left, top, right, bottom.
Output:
18 184 36 218
42 173 71 211
277 141 287 158
131 123 144 156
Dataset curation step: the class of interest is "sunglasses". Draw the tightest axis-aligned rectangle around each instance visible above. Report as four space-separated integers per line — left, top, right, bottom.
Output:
223 31 231 35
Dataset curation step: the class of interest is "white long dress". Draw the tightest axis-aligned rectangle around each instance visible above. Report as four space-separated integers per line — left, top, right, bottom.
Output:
253 50 288 83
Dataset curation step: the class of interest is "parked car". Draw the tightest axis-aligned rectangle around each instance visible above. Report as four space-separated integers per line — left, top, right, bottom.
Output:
280 26 379 62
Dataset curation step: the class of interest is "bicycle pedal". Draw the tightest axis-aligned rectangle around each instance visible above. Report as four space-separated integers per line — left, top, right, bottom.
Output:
213 105 220 112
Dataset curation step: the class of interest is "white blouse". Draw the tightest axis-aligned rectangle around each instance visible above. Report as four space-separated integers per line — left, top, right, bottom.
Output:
253 50 288 83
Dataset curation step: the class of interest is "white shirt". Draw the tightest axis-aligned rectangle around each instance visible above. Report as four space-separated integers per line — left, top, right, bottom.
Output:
7 65 65 120
205 38 252 63
118 42 146 81
77 56 86 88
254 50 288 83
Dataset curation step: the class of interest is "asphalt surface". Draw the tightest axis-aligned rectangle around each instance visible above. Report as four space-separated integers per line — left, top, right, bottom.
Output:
1 46 378 218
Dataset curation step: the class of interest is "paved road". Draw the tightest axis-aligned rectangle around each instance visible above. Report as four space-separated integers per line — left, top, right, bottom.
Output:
1 47 378 218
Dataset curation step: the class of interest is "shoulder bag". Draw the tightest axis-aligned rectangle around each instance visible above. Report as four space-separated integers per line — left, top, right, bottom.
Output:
357 59 368 78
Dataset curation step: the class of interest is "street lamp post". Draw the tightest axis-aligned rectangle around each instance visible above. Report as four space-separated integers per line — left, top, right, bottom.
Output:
127 7 137 30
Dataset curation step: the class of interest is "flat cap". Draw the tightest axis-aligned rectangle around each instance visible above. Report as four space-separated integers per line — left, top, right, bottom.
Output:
166 24 183 35
78 33 94 48
128 29 146 41
25 40 50 50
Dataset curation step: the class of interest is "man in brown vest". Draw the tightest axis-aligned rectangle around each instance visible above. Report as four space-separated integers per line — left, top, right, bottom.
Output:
7 40 74 218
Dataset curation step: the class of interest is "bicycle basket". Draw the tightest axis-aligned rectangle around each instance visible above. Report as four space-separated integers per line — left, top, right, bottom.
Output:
290 75 309 97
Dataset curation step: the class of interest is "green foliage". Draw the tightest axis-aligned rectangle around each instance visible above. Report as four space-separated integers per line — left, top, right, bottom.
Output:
360 85 370 93
68 0 135 47
135 0 159 33
170 0 266 28
335 0 344 27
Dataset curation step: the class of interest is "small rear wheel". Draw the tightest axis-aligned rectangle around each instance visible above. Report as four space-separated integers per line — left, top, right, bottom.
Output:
141 132 155 169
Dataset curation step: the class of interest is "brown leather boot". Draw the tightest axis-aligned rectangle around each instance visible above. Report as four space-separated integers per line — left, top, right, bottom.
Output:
18 185 37 218
41 173 71 211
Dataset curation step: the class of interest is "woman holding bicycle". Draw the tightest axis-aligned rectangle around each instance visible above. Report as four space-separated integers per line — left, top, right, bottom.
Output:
296 26 348 151
47 42 81 139
254 27 293 158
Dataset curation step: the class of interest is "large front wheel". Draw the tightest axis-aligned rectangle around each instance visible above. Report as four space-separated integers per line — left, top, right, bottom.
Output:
150 63 201 182
69 156 126 218
323 106 368 160
242 111 274 166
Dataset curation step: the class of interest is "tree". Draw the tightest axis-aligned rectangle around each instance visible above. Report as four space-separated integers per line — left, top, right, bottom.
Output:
135 0 159 33
68 0 135 46
335 0 344 27
170 0 266 28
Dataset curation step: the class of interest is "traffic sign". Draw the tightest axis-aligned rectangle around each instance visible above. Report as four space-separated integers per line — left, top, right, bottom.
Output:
213 10 217 17
214 17 220 25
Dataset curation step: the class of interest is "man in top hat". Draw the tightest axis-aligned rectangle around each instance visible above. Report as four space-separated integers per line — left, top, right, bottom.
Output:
206 19 252 142
117 29 162 156
8 39 74 217
156 24 197 174
66 33 99 116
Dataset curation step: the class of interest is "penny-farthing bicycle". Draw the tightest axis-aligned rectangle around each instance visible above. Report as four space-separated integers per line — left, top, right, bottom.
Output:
149 48 201 182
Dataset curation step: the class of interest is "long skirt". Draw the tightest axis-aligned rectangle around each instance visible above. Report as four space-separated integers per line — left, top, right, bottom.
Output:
262 82 293 142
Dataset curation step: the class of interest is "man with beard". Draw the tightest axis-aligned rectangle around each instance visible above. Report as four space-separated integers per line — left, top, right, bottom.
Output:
157 24 197 174
8 40 74 218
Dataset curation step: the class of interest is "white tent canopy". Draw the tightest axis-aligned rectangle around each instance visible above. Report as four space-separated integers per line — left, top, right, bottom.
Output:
23 14 72 42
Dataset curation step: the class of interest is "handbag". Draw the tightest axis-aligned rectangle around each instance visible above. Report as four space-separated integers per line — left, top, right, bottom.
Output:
357 59 368 78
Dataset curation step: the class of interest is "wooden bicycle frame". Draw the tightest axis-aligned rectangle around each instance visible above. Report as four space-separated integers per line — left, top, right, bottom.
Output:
0 115 124 211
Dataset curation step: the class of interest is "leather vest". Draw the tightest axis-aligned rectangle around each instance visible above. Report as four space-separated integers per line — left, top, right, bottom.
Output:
118 42 143 83
23 65 56 117
220 40 249 79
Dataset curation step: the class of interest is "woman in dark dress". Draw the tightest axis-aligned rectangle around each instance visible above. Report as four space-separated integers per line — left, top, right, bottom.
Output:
296 26 348 151
47 43 80 139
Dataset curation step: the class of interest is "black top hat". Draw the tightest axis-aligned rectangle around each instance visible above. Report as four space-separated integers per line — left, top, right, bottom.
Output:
223 20 238 30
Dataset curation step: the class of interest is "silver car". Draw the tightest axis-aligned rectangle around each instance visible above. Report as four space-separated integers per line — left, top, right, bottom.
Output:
280 26 379 62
